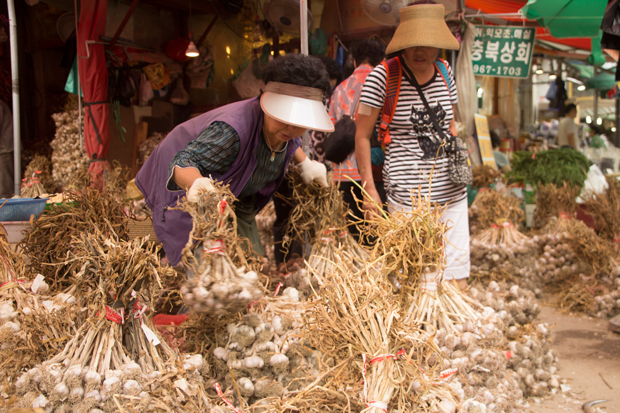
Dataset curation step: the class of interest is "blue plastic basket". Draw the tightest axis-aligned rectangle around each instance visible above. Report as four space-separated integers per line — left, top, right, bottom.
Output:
0 198 48 222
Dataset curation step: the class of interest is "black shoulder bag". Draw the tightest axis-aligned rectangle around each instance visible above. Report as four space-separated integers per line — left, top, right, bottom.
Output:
322 98 361 164
402 64 473 186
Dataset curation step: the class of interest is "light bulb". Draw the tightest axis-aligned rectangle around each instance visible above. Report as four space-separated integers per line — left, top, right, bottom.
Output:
577 85 586 91
226 46 231 55
586 116 592 123
535 69 544 74
186 41 199 57
612 127 617 132
597 118 602 125
549 74 557 80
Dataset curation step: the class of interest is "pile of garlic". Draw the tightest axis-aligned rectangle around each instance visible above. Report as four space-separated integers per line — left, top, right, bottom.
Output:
210 287 320 406
12 356 209 412
50 110 89 190
535 233 583 285
592 273 620 319
470 281 560 399
137 132 166 168
470 237 539 280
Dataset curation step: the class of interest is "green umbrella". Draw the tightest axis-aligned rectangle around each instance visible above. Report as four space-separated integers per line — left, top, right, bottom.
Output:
520 0 607 39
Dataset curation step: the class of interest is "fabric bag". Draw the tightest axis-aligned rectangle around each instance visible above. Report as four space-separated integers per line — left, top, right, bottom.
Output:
402 63 472 186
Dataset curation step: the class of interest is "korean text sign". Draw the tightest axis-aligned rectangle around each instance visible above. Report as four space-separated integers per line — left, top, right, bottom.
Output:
472 26 535 78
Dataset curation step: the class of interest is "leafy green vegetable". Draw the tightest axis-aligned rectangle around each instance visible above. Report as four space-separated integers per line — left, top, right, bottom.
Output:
506 148 590 188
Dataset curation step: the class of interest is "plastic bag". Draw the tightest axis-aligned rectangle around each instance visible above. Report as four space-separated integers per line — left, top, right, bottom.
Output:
170 78 189 106
139 73 154 106
577 164 609 203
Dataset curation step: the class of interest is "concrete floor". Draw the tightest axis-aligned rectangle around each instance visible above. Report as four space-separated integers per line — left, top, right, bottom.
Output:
529 306 620 413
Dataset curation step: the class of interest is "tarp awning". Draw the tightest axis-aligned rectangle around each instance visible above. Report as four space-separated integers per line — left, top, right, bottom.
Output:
519 0 607 39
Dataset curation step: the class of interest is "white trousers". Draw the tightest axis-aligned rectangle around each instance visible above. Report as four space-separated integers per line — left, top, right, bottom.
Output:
388 196 470 280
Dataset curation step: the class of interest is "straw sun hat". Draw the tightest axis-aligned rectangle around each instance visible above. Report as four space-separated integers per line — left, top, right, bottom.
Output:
386 4 460 55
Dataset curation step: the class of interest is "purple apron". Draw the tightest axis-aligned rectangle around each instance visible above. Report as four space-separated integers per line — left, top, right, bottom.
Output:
135 98 300 266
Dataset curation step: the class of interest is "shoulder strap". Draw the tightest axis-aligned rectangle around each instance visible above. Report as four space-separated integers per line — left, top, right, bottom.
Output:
378 57 402 145
433 58 450 98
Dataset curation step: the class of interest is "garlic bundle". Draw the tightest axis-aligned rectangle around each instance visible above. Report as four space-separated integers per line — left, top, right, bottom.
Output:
591 273 620 319
50 110 89 190
181 240 263 314
211 288 319 405
470 235 539 282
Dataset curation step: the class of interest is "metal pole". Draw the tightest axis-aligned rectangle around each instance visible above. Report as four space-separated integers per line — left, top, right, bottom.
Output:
615 98 620 148
593 89 598 124
74 0 83 153
300 0 309 155
300 0 308 56
7 0 20 197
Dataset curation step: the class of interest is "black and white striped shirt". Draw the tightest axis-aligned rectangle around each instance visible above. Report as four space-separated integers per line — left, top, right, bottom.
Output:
359 61 467 206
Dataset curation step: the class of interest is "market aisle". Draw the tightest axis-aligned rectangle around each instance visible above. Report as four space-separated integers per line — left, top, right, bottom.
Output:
530 305 620 412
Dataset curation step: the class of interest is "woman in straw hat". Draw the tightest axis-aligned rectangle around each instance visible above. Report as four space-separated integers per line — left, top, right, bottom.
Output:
355 2 470 288
136 54 334 268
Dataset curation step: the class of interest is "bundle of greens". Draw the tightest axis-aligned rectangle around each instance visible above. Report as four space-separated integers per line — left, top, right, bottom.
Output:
507 148 590 188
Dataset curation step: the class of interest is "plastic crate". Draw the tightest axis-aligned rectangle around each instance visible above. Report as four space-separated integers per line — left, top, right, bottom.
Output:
0 198 48 222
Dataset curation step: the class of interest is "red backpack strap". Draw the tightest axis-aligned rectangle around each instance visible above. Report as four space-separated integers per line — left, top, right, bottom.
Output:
378 56 402 146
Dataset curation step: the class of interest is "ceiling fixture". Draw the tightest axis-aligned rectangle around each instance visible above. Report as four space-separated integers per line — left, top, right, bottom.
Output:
586 116 592 123
577 85 586 91
535 68 544 75
263 0 313 35
361 0 408 26
186 0 199 57
549 74 557 80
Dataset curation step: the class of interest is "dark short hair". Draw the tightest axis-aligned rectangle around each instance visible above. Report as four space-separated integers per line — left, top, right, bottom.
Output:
565 103 577 114
317 56 343 86
490 130 501 149
353 39 386 67
263 54 333 98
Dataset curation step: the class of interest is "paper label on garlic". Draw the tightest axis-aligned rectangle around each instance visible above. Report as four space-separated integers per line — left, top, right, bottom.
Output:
141 324 161 346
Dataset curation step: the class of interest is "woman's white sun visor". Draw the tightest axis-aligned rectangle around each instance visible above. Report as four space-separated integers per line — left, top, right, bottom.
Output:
260 82 334 132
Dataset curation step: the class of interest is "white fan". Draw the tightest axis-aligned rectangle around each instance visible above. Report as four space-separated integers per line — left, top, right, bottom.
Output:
360 0 408 27
263 0 313 34
361 0 457 26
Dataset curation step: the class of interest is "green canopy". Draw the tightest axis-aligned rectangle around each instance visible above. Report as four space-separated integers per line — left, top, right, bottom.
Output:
520 0 607 39
585 72 616 90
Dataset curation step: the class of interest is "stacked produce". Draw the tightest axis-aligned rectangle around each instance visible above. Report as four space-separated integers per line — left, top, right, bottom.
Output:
255 201 276 271
138 132 166 168
469 189 538 281
469 281 560 400
209 287 321 408
20 155 55 197
18 189 130 291
6 233 215 412
283 172 371 296
584 176 620 245
180 182 263 314
506 148 590 189
50 109 89 190
472 164 499 189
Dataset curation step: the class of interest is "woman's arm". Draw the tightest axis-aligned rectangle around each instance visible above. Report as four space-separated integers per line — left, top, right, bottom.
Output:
293 147 307 164
172 166 203 191
450 105 457 137
355 104 382 215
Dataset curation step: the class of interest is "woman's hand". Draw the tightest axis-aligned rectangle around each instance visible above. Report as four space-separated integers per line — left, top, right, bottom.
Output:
297 157 328 187
362 186 382 220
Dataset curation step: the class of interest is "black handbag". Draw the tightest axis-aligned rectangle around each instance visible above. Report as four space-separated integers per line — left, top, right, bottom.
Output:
323 96 362 164
323 114 356 164
402 65 473 186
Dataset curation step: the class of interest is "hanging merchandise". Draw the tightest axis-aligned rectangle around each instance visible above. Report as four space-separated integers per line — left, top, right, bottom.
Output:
142 63 171 91
185 44 215 89
170 78 190 106
139 73 154 106
234 62 266 99
251 44 271 81
601 0 620 80
335 44 346 67
309 28 326 56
